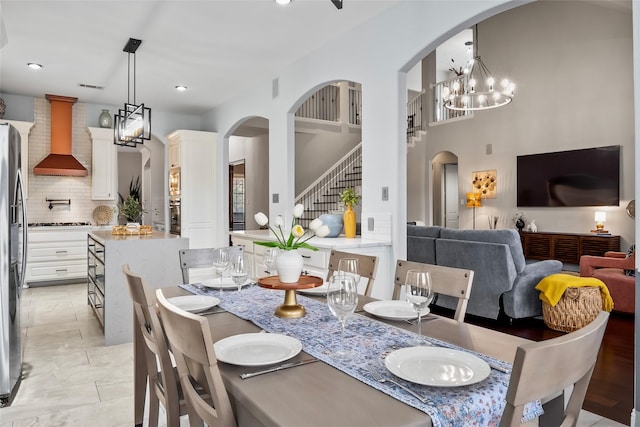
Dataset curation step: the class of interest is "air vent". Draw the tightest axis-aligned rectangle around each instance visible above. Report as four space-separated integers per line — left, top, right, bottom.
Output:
79 83 104 90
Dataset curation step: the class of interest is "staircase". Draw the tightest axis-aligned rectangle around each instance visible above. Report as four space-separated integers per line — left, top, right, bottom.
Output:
295 143 362 228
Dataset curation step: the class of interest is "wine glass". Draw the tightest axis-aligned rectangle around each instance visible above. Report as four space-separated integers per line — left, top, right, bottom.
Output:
327 274 358 360
337 258 360 288
263 248 279 276
212 247 230 294
230 254 249 309
404 269 434 346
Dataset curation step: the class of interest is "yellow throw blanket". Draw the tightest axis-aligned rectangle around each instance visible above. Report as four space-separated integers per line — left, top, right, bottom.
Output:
535 274 614 312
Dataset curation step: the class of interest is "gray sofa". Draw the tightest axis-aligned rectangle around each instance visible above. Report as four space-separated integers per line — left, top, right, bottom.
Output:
407 225 563 320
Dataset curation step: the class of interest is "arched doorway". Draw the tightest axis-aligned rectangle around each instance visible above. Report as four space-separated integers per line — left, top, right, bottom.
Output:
432 151 458 228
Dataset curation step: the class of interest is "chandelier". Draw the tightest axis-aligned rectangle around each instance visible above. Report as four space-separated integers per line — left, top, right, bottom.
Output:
114 38 151 147
442 25 515 111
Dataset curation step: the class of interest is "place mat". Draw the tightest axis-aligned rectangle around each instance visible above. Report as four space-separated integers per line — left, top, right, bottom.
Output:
180 283 542 427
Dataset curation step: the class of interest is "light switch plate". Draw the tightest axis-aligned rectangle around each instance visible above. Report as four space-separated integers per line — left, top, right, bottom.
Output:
367 217 374 231
382 187 389 201
272 193 279 203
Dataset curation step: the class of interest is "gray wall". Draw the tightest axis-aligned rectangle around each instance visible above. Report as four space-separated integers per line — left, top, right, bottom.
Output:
413 1 635 248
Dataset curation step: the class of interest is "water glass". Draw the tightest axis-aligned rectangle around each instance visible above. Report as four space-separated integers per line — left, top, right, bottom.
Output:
337 258 360 287
404 269 434 345
327 274 358 360
263 248 279 275
212 247 230 293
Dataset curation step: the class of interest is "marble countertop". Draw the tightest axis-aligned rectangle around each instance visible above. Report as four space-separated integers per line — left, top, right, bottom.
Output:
229 229 390 249
89 229 185 243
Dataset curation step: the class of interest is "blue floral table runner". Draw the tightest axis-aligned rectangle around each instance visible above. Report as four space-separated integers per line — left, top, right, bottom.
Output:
179 283 542 427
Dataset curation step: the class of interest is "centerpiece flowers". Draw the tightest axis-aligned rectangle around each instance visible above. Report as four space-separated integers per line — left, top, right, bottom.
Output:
254 204 331 282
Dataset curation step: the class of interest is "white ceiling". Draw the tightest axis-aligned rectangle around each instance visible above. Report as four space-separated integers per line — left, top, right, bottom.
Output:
0 0 400 116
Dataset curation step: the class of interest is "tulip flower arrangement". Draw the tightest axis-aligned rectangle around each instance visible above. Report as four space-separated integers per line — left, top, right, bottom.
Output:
254 204 331 251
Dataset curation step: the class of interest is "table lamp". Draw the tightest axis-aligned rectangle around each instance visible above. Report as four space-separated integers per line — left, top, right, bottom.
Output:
466 192 482 229
594 211 607 233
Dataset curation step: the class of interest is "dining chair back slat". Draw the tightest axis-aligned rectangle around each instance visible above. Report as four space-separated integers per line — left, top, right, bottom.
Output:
155 289 237 427
500 311 609 427
122 264 185 427
327 250 378 296
392 260 474 322
179 248 216 283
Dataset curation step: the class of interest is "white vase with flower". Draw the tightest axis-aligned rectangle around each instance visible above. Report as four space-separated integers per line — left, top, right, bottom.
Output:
254 204 331 283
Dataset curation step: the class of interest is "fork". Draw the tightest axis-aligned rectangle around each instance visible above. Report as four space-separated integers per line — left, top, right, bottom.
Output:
369 370 427 404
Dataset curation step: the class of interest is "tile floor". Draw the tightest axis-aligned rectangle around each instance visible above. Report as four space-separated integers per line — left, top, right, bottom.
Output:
0 282 630 427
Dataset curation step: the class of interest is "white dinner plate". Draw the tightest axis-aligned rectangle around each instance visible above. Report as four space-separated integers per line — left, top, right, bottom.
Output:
166 295 220 313
384 347 491 387
199 277 252 289
296 282 329 295
362 300 429 321
214 333 302 366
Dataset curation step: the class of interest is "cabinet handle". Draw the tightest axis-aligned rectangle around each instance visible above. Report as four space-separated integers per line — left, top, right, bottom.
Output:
56 250 68 254
301 255 311 259
56 269 68 272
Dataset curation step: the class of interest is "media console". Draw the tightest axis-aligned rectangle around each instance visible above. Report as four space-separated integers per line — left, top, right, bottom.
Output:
519 231 620 264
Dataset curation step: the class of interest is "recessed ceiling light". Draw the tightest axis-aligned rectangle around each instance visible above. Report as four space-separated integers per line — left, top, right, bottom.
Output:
175 85 188 92
27 63 43 70
275 0 291 5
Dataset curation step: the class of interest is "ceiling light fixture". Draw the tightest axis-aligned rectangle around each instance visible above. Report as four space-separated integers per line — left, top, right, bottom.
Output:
114 37 151 147
175 85 188 92
331 0 343 9
27 62 43 70
275 0 291 4
442 25 514 111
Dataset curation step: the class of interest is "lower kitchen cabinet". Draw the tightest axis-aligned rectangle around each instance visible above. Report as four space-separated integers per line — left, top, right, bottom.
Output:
26 227 93 284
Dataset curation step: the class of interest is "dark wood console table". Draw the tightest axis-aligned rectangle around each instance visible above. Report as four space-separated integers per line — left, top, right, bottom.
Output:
520 231 620 264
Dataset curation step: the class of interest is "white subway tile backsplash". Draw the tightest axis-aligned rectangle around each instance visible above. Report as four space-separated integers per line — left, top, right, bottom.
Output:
26 97 118 225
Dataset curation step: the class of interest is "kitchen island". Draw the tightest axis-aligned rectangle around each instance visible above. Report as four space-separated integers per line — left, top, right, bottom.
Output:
87 230 189 345
229 230 393 299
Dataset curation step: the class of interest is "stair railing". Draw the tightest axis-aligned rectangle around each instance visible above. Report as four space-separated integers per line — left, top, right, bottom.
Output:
295 142 362 227
431 75 472 123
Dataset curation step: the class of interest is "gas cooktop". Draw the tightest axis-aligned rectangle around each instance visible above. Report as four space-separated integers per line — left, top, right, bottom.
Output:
28 222 92 227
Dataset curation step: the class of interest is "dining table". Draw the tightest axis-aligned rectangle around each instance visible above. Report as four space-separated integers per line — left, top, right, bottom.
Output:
134 280 551 427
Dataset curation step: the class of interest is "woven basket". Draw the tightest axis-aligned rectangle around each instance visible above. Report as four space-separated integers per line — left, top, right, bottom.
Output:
542 287 602 333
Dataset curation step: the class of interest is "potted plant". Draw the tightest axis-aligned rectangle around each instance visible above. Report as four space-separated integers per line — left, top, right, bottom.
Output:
339 187 361 238
118 195 146 224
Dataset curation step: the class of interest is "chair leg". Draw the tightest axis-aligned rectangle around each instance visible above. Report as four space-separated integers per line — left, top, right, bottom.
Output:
148 392 160 427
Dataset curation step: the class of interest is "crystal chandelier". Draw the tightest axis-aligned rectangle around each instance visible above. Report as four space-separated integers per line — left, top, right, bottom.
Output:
442 25 515 111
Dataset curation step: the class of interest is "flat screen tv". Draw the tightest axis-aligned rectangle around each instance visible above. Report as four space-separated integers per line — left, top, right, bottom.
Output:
516 145 620 207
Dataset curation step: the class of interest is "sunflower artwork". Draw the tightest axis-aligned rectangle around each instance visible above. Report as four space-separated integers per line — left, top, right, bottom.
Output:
472 170 497 199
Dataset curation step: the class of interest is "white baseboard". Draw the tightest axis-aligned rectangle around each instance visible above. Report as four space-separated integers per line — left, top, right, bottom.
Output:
631 408 640 427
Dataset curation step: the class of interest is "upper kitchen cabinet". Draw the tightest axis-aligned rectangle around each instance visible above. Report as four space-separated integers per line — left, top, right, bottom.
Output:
0 120 34 198
88 127 117 200
167 130 217 249
168 141 180 168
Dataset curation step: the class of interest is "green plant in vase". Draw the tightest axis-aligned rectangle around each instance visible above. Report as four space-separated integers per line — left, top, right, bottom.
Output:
118 195 146 224
339 187 360 238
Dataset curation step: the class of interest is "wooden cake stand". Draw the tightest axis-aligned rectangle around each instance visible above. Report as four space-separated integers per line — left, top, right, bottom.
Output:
258 275 324 318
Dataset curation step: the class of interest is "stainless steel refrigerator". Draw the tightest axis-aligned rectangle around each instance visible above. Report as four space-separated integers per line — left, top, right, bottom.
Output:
0 123 27 406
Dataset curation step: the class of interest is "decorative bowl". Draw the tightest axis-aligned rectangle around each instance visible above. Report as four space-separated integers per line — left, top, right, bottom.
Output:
319 213 343 238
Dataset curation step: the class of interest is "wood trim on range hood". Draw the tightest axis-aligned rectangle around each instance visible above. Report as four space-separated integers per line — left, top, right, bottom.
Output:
33 94 88 177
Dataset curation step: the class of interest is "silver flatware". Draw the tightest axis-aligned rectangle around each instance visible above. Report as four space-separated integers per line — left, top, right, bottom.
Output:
197 307 226 316
240 358 319 379
369 369 427 403
488 362 511 374
404 315 437 325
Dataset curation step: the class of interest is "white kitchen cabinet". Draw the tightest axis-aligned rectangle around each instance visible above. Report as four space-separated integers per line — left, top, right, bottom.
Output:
88 127 117 200
1 120 34 199
230 230 393 298
167 130 218 248
26 227 93 284
168 141 180 168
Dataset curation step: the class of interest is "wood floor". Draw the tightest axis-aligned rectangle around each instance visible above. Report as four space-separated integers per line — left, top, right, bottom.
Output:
432 306 634 425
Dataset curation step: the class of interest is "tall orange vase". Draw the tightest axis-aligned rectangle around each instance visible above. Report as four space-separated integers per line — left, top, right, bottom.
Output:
343 203 356 238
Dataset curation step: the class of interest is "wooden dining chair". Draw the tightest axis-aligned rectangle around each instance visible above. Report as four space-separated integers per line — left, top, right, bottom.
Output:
122 264 188 427
500 311 609 427
155 288 237 427
327 250 378 296
392 259 474 322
